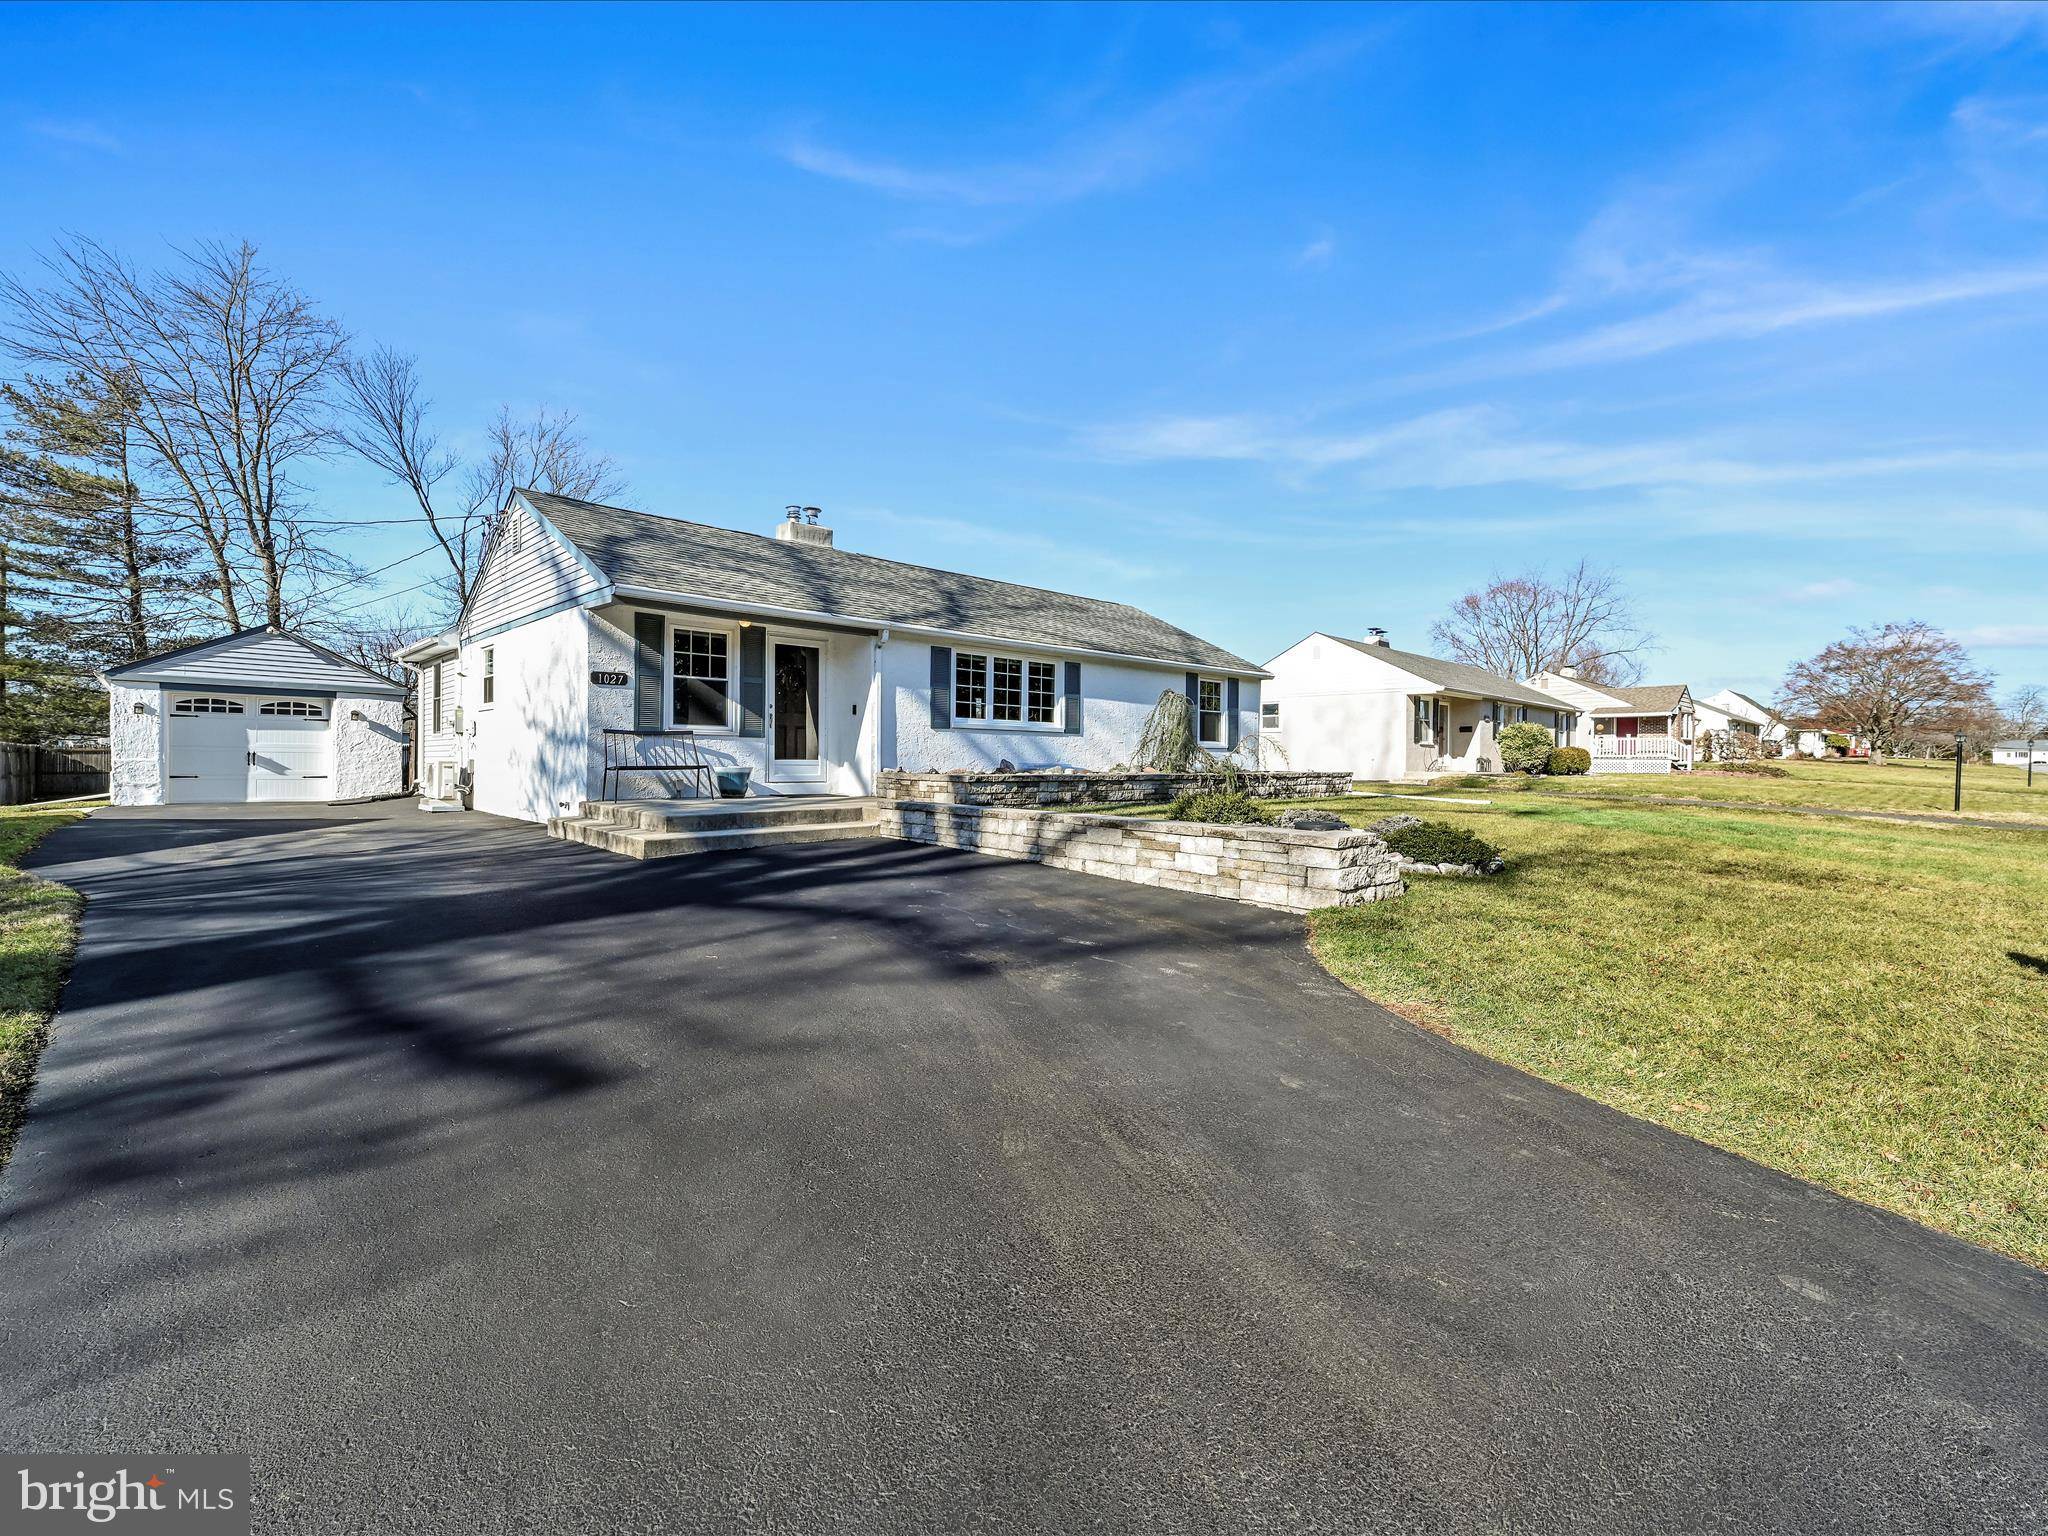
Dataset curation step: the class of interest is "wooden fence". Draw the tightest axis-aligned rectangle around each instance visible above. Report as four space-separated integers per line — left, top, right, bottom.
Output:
0 743 111 805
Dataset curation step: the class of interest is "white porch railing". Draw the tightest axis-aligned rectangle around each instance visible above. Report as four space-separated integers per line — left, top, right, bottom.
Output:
1591 734 1689 763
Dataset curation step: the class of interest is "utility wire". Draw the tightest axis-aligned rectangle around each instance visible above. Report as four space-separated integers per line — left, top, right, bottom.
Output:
295 542 443 608
324 575 443 619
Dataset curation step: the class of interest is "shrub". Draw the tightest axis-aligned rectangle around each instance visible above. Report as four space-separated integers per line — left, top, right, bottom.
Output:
1165 789 1275 825
1546 746 1591 775
1497 721 1555 773
1376 818 1502 869
1825 732 1850 755
1700 759 1790 778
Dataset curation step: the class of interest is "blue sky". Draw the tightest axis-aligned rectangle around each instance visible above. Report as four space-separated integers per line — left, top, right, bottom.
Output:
4 2 2046 697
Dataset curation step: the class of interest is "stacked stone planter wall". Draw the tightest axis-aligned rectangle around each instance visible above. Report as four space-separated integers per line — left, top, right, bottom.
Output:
876 768 1353 808
878 800 1404 913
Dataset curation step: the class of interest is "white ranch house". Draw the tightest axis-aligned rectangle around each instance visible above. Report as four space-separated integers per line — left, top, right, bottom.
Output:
1991 740 2048 767
1260 633 1581 783
402 492 1265 822
1695 688 1783 758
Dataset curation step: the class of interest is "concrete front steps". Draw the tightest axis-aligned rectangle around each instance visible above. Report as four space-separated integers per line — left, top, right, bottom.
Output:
547 795 881 860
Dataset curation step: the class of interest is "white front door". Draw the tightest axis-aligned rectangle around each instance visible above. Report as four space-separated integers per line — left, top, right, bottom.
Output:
165 695 335 803
767 640 825 784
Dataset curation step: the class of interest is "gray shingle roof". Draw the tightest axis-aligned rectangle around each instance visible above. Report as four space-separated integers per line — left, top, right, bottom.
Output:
524 490 1260 673
1325 636 1563 710
1596 684 1691 715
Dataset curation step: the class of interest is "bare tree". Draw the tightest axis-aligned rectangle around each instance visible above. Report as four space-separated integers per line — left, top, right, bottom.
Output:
1777 621 1994 763
2001 684 2048 749
1430 560 1653 684
338 349 622 612
0 237 349 630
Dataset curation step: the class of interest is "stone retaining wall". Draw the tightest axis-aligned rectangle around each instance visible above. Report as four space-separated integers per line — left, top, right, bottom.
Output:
876 768 1353 808
878 799 1404 913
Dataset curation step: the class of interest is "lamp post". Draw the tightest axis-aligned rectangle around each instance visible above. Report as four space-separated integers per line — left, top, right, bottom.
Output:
1954 731 1965 812
2031 738 2038 790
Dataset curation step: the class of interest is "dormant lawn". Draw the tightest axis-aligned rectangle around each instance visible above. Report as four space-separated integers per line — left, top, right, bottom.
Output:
1295 794 2046 1268
0 803 92 1172
1369 756 2048 824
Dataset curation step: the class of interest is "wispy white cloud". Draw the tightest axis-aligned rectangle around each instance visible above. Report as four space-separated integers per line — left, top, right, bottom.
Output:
1292 230 1337 270
1082 403 2048 494
1956 622 2048 646
26 118 121 153
1425 262 2048 385
1950 93 2048 217
781 33 1368 214
857 505 1167 585
1779 577 1861 600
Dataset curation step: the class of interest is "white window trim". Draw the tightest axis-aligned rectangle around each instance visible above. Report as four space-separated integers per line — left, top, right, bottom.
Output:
479 646 496 710
952 649 1066 733
1413 695 1437 747
666 619 739 735
1260 700 1281 732
1195 675 1227 747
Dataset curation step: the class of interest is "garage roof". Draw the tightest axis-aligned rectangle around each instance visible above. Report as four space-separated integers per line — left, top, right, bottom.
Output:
105 627 408 697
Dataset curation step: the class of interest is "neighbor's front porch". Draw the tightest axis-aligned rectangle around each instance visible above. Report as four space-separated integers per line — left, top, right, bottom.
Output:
1589 713 1693 774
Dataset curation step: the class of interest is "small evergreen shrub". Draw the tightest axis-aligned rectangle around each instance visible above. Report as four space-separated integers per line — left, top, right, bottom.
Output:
1546 746 1592 775
1497 721 1555 773
1377 819 1502 869
1165 789 1276 825
1824 732 1850 755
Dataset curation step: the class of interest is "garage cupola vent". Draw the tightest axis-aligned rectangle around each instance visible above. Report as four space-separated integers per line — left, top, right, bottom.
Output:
774 504 834 549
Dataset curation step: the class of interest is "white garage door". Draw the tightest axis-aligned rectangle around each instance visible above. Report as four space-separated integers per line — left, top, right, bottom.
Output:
166 695 336 804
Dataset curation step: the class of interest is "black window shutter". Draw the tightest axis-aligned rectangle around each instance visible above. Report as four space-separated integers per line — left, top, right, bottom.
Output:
1226 678 1240 749
738 627 766 738
1185 672 1200 719
633 612 665 730
929 646 953 730
1063 661 1082 735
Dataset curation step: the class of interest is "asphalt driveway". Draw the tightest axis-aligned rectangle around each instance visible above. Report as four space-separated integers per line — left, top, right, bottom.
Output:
2 803 2041 1533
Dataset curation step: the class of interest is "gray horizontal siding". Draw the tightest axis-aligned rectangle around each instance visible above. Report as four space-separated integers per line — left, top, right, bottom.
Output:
463 502 608 637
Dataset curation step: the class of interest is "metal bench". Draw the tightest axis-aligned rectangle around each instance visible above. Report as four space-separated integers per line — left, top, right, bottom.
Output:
601 728 715 802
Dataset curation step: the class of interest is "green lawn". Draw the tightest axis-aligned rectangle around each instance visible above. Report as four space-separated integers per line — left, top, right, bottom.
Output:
0 803 94 1173
1361 756 2048 823
1289 794 2048 1267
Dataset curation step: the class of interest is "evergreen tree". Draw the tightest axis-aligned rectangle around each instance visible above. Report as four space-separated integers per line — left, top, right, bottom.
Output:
0 372 198 741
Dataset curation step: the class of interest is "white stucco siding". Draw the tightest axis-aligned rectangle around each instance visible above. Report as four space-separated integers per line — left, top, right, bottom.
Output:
1263 635 1417 782
463 498 608 639
109 682 163 805
885 640 1257 773
466 607 591 822
332 695 406 799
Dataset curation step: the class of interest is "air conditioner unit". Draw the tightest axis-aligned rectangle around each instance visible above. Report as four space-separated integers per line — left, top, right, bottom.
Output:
424 762 460 801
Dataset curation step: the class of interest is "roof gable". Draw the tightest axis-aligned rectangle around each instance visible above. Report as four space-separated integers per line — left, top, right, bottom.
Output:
106 627 406 695
1597 683 1692 715
1322 636 1566 710
523 489 1259 673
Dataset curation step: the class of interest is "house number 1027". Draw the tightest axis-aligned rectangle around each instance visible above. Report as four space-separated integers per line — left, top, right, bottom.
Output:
590 670 630 687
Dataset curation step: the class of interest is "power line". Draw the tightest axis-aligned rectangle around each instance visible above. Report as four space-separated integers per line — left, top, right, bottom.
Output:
295 542 443 608
323 575 443 619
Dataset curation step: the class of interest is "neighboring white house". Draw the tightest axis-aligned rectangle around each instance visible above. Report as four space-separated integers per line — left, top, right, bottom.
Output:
1260 632 1580 782
1696 688 1782 758
105 627 408 805
1526 670 1695 773
1991 739 2048 767
401 491 1266 823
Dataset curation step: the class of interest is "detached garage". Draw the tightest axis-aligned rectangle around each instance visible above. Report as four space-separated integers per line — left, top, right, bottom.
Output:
105 627 407 806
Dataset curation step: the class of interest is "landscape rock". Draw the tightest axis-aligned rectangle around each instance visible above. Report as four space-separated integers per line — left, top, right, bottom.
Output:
1369 813 1423 836
1278 808 1349 831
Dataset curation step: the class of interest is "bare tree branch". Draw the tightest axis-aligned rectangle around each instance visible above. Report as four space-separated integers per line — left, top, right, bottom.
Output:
1429 559 1654 684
